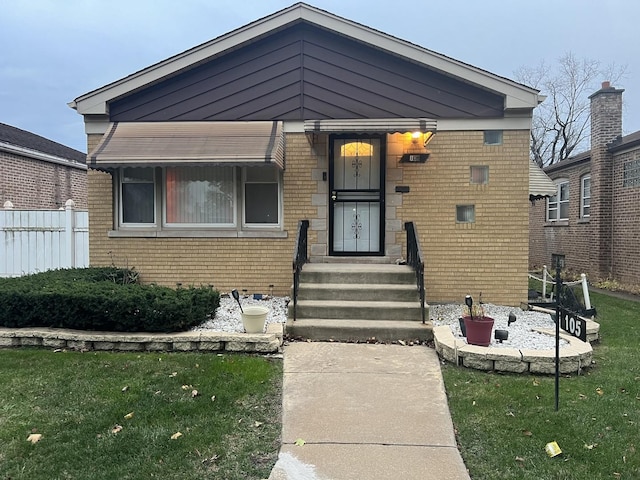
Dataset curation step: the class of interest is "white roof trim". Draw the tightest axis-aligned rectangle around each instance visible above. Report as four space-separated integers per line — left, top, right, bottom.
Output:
304 118 437 133
70 3 541 116
0 142 87 171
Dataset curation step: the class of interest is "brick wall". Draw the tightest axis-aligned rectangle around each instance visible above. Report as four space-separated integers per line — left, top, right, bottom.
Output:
528 161 592 275
1 150 87 209
87 133 316 296
611 150 640 284
395 130 531 306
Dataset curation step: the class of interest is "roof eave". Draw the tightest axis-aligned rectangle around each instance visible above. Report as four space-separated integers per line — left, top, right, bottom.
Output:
70 2 541 116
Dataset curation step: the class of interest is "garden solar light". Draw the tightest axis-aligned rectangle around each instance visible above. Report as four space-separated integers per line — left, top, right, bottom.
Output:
231 289 243 313
508 312 517 327
495 329 509 343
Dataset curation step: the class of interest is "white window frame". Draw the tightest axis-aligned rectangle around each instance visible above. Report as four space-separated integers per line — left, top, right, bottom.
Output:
116 165 283 232
241 167 282 228
580 174 591 219
118 167 157 227
547 179 569 222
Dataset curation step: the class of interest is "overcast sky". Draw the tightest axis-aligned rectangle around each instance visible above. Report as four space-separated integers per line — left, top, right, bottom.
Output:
1 0 637 153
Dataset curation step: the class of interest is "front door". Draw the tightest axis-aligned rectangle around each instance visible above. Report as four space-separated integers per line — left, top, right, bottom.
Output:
329 135 385 255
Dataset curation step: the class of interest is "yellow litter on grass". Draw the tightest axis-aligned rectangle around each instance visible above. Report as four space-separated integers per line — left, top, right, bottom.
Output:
545 441 562 457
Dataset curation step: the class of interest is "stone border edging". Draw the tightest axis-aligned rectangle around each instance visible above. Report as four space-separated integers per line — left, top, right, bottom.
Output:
433 321 599 374
0 324 284 354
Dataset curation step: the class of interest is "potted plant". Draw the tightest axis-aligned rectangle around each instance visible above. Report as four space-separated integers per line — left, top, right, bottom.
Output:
462 295 494 347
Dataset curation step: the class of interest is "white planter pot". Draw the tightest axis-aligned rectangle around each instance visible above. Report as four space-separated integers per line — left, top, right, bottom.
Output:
241 305 268 333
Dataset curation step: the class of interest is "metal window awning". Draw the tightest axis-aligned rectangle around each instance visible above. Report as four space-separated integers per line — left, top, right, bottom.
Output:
88 121 285 170
529 160 556 199
303 118 437 133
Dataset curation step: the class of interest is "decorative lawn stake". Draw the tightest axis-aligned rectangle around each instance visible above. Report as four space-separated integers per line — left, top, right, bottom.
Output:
231 289 243 313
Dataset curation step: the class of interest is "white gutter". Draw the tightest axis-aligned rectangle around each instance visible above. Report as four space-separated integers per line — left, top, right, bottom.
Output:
0 142 87 171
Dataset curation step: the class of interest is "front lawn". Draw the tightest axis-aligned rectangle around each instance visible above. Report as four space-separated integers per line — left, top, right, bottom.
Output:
0 350 281 479
442 291 640 479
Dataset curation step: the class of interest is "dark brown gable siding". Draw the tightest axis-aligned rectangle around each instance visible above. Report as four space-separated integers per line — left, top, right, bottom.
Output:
109 23 504 122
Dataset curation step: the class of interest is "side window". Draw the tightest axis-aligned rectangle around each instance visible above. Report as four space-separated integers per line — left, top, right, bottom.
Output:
580 175 591 218
483 131 503 146
121 167 155 224
243 167 280 225
547 180 569 221
456 205 475 223
470 165 489 184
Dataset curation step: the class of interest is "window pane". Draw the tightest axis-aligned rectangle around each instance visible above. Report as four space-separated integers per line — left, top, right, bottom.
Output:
245 183 278 223
559 201 569 219
123 168 154 182
165 166 234 224
245 167 277 183
456 205 475 223
559 183 569 201
122 183 154 223
470 166 489 184
483 131 503 145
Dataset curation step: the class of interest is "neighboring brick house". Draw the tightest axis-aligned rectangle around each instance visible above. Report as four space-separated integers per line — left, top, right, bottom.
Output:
70 3 543 305
529 82 640 287
0 123 87 209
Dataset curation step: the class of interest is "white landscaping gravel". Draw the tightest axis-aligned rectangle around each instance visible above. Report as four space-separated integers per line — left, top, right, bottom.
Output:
193 294 289 333
193 295 566 350
430 303 568 350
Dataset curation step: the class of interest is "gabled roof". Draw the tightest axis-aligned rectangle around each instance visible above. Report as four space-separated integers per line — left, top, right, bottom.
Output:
0 122 86 163
70 3 541 116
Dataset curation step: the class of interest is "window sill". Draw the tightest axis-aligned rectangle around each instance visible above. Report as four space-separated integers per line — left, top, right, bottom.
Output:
544 221 569 227
108 229 288 239
577 218 590 224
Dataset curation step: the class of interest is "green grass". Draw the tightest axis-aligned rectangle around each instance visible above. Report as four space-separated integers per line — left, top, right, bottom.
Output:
0 351 282 479
442 291 640 479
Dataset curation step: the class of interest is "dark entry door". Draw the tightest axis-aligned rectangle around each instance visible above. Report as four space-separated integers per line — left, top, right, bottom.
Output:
329 135 385 255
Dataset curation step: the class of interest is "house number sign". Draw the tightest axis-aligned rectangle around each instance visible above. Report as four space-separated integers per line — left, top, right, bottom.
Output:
558 311 587 342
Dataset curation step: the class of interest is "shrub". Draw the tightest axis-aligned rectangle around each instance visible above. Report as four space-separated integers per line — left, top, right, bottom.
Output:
0 268 219 332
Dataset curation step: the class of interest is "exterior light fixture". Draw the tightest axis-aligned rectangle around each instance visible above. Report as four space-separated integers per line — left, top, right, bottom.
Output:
400 130 435 163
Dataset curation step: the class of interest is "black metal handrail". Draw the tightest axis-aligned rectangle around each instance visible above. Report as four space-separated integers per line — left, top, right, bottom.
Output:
405 221 426 323
292 219 309 321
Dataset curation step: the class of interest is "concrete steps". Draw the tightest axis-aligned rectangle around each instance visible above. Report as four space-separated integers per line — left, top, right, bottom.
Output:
287 263 432 342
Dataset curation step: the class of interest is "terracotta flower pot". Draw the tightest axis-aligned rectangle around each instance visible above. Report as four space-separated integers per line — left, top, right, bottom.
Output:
462 315 495 347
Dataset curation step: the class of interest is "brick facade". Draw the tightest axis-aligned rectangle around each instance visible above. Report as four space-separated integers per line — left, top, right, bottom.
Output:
88 130 530 305
1 150 87 209
529 84 640 287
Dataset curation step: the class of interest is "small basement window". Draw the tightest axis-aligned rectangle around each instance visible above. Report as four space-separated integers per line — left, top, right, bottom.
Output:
456 205 475 223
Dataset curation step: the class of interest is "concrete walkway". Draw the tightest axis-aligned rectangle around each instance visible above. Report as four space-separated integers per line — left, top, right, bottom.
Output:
269 342 470 480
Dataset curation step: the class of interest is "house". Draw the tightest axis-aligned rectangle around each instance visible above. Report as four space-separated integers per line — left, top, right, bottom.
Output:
70 3 543 305
529 82 640 288
1 123 87 209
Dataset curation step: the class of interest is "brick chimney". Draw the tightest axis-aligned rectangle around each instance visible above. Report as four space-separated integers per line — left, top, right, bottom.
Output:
588 81 624 279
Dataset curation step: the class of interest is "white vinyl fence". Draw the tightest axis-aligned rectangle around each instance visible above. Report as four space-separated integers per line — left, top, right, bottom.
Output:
1 200 89 277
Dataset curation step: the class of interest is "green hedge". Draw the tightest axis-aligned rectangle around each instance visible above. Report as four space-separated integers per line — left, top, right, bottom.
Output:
0 268 219 332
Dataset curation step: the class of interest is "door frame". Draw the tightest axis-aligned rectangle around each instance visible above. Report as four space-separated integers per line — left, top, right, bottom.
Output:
328 133 386 256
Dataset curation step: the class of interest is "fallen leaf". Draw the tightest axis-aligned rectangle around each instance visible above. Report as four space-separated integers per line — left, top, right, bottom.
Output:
294 438 305 446
112 425 123 434
515 456 525 463
398 340 406 346
254 421 263 428
181 384 193 390
121 386 129 393
27 433 42 444
584 443 597 450
169 372 177 377
195 364 199 368
211 395 216 402
596 387 604 395
522 430 533 437
506 411 515 417
171 432 182 440
578 393 587 399
533 379 540 386
124 412 134 420
472 400 476 406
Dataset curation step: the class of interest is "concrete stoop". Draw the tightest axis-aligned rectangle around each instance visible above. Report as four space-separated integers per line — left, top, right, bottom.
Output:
288 263 432 342
0 324 283 353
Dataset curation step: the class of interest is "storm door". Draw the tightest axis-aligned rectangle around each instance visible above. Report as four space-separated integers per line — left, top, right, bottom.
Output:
329 135 385 255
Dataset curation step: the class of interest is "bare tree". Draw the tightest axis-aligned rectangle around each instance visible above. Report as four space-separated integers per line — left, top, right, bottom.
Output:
516 52 626 166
